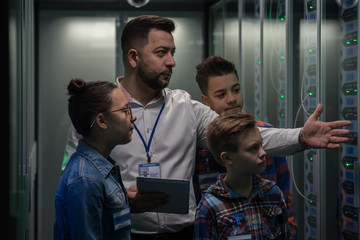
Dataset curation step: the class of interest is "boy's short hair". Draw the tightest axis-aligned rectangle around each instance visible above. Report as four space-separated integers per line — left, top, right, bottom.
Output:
206 111 256 165
196 56 239 95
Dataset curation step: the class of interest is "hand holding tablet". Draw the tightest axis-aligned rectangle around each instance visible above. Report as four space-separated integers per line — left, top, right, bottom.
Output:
136 177 190 214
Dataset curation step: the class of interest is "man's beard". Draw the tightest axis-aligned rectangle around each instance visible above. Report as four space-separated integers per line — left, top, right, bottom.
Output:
138 61 172 91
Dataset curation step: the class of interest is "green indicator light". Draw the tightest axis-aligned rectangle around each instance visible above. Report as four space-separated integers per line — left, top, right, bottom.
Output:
281 95 285 99
346 90 351 93
347 41 351 45
281 114 285 118
258 61 261 64
309 92 314 96
355 89 358 92
355 114 358 117
354 39 358 42
257 114 261 117
354 214 358 218
310 6 314 9
280 17 285 21
309 49 313 53
346 163 352 167
346 114 349 118
281 56 285 60
310 157 313 161
309 200 313 203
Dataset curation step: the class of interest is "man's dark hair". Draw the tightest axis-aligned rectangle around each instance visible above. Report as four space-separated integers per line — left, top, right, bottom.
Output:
121 15 175 63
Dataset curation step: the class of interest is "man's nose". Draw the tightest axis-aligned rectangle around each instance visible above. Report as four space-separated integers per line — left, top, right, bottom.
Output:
165 53 176 67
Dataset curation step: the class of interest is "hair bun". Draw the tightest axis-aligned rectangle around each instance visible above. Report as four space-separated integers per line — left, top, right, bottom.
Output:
67 78 87 95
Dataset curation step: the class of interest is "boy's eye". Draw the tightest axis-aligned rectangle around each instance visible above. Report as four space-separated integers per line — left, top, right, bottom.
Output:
233 88 240 93
215 93 225 99
248 144 260 152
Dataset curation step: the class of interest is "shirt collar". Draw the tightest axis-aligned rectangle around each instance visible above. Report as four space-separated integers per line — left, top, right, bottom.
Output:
211 174 274 200
116 76 166 106
116 77 133 103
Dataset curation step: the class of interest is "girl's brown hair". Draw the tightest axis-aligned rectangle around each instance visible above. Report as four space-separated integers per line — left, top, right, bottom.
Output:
67 78 117 137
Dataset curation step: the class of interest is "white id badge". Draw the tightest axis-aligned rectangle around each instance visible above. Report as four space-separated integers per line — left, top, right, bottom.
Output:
138 162 161 178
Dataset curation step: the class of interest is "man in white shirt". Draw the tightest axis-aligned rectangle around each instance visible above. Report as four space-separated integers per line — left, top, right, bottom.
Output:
64 15 351 240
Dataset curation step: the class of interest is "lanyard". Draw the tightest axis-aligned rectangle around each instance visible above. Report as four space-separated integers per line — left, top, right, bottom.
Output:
133 90 166 163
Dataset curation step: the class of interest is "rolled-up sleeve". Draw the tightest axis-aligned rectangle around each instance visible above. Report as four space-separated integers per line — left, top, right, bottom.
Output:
259 127 303 156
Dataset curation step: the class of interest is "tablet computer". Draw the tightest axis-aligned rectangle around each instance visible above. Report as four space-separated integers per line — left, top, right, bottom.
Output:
136 177 190 214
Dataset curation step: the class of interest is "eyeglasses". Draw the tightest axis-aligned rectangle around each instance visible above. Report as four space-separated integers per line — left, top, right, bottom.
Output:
90 105 133 128
108 105 132 116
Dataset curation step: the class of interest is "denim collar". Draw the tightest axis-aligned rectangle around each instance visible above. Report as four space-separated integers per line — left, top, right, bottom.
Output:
76 141 116 178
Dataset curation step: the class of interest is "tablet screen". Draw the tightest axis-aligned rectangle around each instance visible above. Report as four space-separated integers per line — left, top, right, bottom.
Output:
136 177 190 214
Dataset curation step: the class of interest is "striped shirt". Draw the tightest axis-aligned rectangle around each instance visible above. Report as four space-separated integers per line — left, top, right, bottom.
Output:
194 174 292 240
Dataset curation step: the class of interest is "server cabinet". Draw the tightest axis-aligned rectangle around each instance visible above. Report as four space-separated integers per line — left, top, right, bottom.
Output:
302 1 320 239
338 0 359 239
209 0 360 239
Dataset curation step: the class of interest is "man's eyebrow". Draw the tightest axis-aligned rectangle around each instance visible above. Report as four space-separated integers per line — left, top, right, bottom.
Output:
154 46 175 51
213 89 226 95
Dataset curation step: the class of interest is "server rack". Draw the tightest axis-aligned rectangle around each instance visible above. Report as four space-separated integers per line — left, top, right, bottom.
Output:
210 0 360 238
303 1 319 239
338 0 359 239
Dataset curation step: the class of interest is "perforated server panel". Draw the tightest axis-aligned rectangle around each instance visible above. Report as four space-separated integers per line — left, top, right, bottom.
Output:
303 1 318 239
254 0 262 119
276 1 287 128
339 1 359 239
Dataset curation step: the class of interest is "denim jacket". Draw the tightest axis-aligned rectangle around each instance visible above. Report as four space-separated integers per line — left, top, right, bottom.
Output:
54 141 131 240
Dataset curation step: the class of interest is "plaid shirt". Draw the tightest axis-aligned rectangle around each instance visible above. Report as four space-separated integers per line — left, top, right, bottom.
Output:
194 174 292 240
193 120 297 239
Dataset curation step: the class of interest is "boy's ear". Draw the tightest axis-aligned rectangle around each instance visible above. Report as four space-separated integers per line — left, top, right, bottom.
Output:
201 94 211 107
128 49 139 68
220 152 233 166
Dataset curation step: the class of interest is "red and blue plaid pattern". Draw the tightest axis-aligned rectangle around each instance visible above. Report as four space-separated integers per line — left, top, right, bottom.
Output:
194 174 292 240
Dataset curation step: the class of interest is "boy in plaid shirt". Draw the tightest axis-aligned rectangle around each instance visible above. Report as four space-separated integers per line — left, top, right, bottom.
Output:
194 111 292 240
